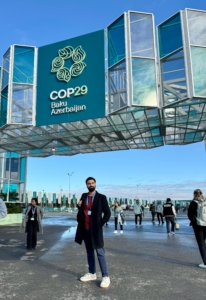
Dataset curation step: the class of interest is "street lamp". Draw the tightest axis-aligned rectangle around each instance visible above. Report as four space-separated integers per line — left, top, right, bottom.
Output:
147 188 151 203
68 172 74 203
42 189 44 211
136 184 141 198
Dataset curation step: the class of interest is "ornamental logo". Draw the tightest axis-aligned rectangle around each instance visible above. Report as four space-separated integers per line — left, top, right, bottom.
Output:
51 46 86 83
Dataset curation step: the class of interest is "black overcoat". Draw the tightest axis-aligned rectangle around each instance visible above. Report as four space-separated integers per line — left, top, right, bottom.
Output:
75 191 111 249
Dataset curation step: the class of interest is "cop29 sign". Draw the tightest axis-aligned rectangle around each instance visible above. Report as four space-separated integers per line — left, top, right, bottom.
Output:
36 30 105 126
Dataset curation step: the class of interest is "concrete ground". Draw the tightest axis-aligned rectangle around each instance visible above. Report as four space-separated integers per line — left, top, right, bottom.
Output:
0 212 205 300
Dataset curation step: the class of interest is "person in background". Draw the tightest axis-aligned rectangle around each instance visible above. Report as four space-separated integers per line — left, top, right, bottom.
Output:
150 202 156 223
21 198 43 250
113 202 124 234
188 189 206 269
156 201 164 225
0 197 7 219
75 177 111 288
134 199 143 227
141 204 145 217
163 198 176 235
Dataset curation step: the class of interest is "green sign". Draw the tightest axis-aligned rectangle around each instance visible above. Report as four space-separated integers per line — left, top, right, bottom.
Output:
36 30 105 126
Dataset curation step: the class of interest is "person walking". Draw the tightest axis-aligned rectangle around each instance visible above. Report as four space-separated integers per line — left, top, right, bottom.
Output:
188 189 206 269
156 201 164 225
75 177 111 288
20 198 43 250
150 202 156 222
163 198 176 235
134 199 142 227
113 202 124 233
0 197 7 219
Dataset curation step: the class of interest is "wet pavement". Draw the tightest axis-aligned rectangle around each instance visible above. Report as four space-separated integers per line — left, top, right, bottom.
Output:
0 212 206 300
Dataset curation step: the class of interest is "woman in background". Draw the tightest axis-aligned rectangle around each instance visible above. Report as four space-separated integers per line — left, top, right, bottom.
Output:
188 189 206 269
21 198 43 250
113 202 124 234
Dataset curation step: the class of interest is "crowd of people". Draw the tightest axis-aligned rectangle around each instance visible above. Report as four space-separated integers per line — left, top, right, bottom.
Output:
1 178 206 289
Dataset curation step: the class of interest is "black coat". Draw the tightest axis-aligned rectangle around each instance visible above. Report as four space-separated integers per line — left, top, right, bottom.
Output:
187 200 198 226
75 191 111 249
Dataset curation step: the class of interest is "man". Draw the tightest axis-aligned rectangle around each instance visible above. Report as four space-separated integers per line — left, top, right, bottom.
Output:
0 197 7 219
163 198 176 235
75 177 111 288
156 201 164 225
150 202 156 222
134 199 142 227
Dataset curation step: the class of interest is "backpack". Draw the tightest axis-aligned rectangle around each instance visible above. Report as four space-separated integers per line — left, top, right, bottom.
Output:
194 199 206 226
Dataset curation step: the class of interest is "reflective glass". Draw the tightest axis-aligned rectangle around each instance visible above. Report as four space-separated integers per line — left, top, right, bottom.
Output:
191 46 206 97
161 50 187 105
132 58 157 106
187 10 206 46
20 157 26 181
108 59 127 112
0 86 8 127
3 49 10 72
158 13 183 58
13 46 35 84
130 13 154 58
11 84 33 124
108 15 125 67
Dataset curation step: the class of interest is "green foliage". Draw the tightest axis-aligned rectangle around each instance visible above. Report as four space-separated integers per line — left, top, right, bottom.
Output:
5 203 22 214
0 192 19 201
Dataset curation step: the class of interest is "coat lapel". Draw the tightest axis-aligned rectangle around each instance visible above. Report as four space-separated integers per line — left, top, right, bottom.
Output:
91 191 99 211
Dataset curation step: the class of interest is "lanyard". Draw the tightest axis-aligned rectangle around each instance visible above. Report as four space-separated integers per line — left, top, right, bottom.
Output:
32 206 36 215
86 191 96 206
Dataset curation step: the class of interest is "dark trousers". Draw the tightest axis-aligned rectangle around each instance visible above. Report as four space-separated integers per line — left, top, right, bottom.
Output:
84 229 109 277
165 217 175 233
27 220 38 249
193 225 206 265
151 212 156 221
115 217 123 230
135 214 142 225
157 213 164 224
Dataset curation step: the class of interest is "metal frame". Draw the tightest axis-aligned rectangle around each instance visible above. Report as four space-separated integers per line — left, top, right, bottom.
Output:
185 8 206 99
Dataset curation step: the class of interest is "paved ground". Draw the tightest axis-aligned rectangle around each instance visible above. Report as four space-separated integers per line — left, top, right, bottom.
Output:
0 212 206 300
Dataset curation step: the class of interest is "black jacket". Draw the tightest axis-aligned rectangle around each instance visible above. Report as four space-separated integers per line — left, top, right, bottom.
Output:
163 202 175 217
75 191 111 249
187 200 198 226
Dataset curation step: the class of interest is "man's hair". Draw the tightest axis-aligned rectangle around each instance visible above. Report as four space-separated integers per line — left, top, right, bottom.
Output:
166 198 171 202
85 177 96 184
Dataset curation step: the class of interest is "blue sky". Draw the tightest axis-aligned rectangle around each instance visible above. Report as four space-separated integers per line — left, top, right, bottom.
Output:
1 0 206 200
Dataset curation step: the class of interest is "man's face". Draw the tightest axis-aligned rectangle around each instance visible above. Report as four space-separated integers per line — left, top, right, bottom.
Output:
87 180 96 192
136 200 139 204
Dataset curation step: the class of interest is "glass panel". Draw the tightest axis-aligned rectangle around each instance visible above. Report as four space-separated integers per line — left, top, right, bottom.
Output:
108 59 127 112
187 10 206 46
13 46 35 84
191 46 206 97
132 58 157 106
10 158 19 180
20 157 26 181
108 15 125 67
0 86 8 127
2 49 10 90
11 84 33 124
158 13 183 58
130 13 154 58
161 49 187 105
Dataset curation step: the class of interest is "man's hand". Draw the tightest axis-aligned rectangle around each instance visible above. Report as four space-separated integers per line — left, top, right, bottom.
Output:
77 200 82 207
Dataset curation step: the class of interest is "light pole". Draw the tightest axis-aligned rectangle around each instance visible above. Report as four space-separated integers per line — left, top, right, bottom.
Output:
147 188 151 203
42 190 44 211
136 184 141 198
68 172 74 203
